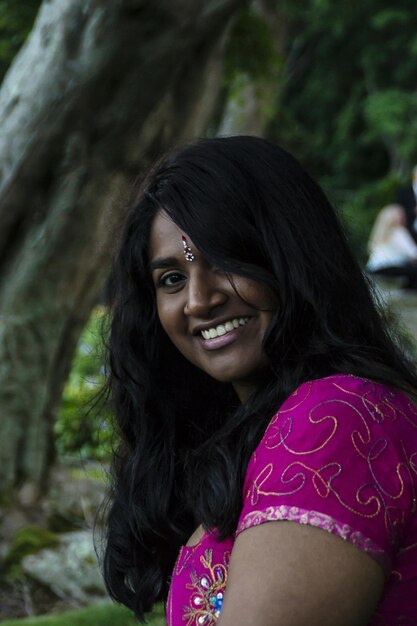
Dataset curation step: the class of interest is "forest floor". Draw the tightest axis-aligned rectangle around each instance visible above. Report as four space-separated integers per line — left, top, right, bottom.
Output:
0 463 108 622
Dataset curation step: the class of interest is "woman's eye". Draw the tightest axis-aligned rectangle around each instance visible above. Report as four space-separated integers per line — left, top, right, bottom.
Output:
158 272 185 288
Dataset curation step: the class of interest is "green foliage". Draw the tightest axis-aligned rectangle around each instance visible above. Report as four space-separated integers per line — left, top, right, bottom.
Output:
371 8 409 29
0 0 41 81
225 6 281 85
55 308 114 462
364 90 417 163
0 602 165 626
259 0 417 251
270 0 417 187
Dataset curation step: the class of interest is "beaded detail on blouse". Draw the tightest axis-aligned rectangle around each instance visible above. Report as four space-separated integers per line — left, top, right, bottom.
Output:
167 533 233 626
183 548 229 625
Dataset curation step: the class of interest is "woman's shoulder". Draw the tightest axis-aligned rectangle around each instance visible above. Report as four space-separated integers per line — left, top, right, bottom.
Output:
279 373 415 418
239 373 417 561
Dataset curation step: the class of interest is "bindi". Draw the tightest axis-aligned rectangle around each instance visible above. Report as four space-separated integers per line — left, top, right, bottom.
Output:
181 235 195 262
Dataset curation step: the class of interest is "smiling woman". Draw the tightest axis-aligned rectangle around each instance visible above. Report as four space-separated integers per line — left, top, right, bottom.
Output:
149 211 275 401
102 137 417 626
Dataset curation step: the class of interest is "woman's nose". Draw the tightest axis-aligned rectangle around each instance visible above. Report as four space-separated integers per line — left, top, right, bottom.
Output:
184 271 227 317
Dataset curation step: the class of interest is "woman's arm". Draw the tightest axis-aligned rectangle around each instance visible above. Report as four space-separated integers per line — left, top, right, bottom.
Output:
217 520 384 626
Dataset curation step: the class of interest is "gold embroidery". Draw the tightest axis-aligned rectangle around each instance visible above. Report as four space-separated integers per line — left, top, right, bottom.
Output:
245 377 416 538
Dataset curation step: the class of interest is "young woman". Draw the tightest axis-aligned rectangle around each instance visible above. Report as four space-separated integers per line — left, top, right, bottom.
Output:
103 136 417 625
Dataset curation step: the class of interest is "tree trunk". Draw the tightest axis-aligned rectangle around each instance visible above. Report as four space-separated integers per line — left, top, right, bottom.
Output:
218 0 286 136
0 0 247 501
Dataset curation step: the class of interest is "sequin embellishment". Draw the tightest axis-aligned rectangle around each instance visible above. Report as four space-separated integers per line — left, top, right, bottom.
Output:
182 235 195 262
183 548 229 625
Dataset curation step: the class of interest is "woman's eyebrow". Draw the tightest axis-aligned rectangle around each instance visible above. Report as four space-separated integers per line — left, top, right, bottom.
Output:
149 256 180 272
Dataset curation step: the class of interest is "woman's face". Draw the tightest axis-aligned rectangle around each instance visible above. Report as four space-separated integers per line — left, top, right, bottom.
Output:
148 211 277 402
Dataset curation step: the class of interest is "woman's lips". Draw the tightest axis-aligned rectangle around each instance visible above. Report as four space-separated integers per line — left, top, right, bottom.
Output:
196 318 253 351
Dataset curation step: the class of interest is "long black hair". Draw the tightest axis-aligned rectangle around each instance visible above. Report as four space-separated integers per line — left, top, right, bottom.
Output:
102 136 417 620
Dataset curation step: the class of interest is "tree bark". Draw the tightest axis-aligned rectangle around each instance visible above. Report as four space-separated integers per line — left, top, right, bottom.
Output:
0 0 247 501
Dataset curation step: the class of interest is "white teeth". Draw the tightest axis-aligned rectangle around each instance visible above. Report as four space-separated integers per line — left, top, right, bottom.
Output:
200 317 250 340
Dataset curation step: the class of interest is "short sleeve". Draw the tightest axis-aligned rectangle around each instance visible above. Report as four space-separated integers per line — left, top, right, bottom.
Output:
236 375 416 573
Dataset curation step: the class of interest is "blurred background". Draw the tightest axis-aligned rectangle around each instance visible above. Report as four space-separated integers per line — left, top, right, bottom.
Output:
0 1 416 624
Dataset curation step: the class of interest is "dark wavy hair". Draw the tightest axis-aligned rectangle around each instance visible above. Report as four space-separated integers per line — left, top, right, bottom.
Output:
102 136 417 620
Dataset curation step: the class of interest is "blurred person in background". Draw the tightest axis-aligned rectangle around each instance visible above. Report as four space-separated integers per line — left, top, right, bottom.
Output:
367 204 417 289
396 165 417 242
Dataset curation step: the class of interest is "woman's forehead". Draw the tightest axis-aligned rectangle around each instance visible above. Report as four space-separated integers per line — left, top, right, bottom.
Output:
148 210 194 261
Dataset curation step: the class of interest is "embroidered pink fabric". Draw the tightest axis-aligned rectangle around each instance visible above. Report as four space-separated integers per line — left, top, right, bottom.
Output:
167 375 417 625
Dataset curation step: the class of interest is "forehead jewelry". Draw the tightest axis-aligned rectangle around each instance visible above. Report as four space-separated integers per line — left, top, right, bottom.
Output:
181 235 195 262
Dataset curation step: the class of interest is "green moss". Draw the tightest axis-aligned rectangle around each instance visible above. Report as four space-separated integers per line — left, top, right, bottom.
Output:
0 602 165 626
5 526 60 570
69 466 107 483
